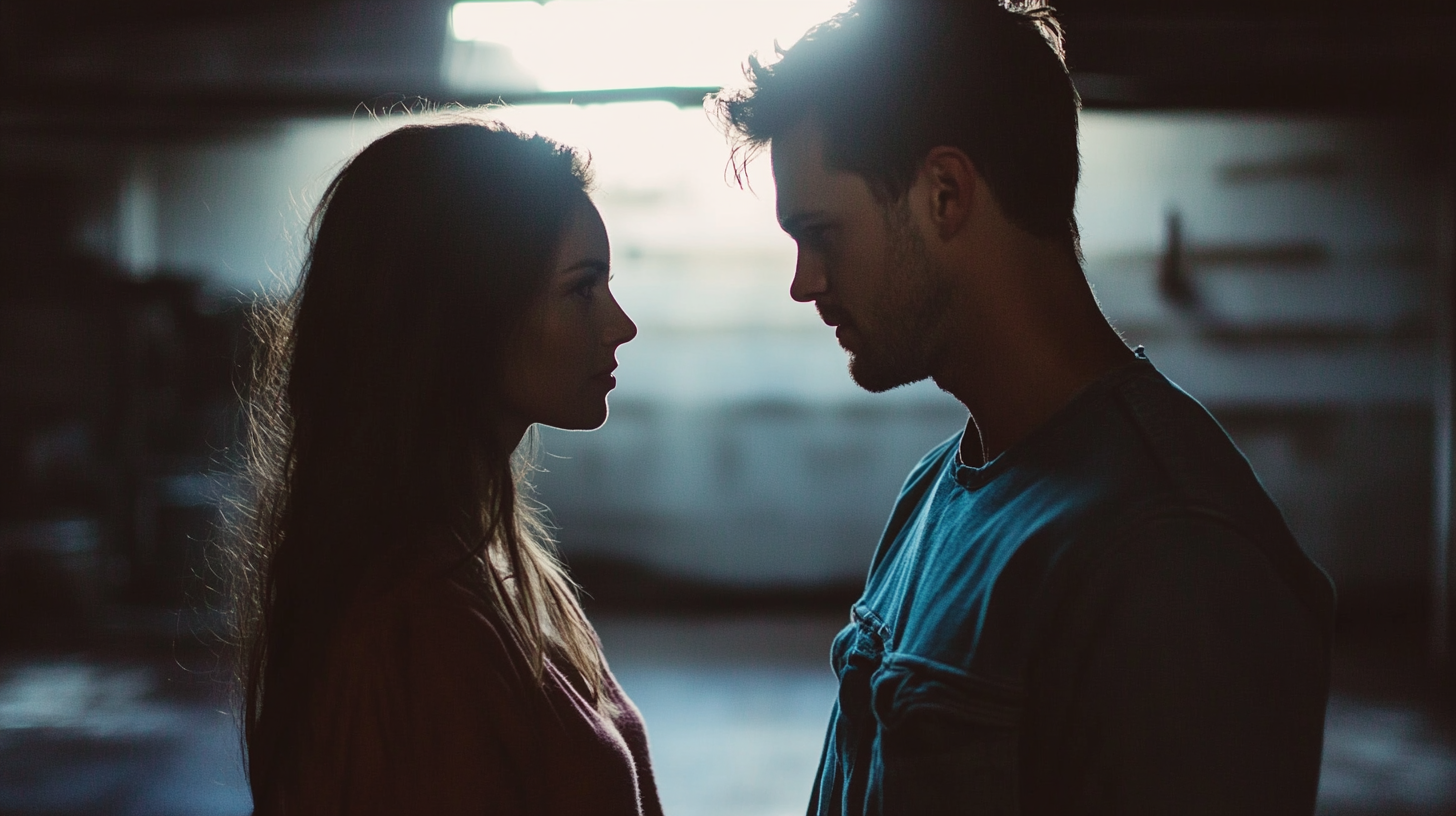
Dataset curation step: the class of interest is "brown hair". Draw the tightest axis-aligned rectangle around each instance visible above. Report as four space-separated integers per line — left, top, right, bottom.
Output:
233 116 603 809
716 0 1083 257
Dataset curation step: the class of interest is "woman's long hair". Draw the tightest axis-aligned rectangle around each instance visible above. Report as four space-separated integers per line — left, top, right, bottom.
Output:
233 118 604 807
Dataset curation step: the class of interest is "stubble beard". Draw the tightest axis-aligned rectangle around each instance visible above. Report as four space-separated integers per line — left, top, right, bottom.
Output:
846 201 950 393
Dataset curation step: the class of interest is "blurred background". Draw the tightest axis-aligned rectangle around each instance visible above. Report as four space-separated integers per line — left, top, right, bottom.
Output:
1 0 1454 813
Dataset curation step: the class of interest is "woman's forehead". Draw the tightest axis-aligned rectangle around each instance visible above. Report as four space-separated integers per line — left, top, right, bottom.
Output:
554 201 610 269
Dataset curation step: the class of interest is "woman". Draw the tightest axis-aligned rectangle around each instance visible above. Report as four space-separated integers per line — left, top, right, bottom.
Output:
234 118 657 815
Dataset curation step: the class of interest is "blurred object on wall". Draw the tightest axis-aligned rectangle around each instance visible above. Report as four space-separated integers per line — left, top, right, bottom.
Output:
0 169 247 646
0 519 102 647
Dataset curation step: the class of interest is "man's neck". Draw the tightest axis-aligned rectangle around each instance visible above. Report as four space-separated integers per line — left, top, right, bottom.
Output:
940 325 1130 467
931 248 1132 467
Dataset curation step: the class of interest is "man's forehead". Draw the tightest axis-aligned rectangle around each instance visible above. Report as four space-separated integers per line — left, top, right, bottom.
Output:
770 119 827 188
770 120 887 236
771 119 844 221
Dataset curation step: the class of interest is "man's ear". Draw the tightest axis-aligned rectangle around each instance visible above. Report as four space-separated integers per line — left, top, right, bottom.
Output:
919 146 978 241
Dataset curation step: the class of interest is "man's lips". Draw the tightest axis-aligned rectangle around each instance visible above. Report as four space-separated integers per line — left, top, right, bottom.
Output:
815 303 850 329
816 304 860 351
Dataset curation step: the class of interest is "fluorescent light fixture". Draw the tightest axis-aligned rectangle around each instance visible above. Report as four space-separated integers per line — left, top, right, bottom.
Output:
447 0 851 92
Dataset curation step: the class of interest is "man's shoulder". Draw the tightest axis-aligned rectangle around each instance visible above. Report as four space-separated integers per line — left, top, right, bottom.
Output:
913 431 962 474
1102 364 1272 511
923 362 1331 676
1056 362 1330 603
999 359 1291 532
899 432 961 494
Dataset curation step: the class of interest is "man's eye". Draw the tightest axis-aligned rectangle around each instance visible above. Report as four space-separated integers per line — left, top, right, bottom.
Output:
799 227 832 250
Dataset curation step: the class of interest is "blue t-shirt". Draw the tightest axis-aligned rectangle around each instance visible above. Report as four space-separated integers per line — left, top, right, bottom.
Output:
809 352 1334 816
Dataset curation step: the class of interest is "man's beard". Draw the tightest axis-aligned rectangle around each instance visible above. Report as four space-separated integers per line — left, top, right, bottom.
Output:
845 201 949 393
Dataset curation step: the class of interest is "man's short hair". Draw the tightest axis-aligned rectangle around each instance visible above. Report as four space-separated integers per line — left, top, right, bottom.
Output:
717 0 1082 256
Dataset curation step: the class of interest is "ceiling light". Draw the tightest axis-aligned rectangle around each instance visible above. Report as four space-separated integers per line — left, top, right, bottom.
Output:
447 0 851 93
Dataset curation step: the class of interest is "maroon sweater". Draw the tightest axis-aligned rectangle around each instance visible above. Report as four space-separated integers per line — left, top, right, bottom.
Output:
283 571 663 816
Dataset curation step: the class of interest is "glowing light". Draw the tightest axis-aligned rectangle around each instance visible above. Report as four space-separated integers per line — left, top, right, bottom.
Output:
447 0 851 92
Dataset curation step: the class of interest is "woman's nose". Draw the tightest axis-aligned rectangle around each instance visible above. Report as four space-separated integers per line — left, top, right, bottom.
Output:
606 296 638 347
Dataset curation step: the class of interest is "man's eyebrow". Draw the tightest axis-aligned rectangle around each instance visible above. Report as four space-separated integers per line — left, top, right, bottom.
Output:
560 259 609 275
779 211 830 236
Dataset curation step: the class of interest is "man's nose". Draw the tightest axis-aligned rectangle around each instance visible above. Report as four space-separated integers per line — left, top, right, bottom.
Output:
789 253 827 303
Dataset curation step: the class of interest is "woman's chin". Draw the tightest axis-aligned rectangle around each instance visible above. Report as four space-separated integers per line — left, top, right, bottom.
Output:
541 402 611 433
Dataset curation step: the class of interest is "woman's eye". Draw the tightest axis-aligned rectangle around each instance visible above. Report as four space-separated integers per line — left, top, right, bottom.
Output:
571 278 598 301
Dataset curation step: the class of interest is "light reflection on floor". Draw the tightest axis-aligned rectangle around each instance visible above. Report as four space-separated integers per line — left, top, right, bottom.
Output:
0 616 1451 815
1318 695 1456 815
596 616 843 816
0 659 249 816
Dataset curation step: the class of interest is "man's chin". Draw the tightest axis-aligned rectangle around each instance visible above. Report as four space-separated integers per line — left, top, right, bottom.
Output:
848 353 924 394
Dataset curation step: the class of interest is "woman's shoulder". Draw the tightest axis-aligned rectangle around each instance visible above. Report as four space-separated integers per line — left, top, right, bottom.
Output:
303 560 551 815
333 559 529 686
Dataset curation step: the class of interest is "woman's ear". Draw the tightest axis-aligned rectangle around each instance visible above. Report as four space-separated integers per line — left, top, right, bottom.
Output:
918 146 979 242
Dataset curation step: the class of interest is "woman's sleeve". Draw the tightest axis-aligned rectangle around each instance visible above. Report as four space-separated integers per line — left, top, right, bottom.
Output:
329 588 542 816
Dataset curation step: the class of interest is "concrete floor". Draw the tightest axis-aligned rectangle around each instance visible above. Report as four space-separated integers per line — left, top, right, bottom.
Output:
0 615 1452 815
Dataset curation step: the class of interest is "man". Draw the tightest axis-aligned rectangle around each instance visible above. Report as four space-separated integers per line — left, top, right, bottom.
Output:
718 1 1334 813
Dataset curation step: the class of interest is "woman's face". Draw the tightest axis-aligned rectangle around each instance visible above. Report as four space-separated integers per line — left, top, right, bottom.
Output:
502 200 637 433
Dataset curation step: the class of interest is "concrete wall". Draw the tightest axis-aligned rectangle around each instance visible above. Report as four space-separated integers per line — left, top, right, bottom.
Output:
63 107 1448 596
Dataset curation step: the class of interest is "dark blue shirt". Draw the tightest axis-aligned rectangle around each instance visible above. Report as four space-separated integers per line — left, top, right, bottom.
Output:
810 353 1334 816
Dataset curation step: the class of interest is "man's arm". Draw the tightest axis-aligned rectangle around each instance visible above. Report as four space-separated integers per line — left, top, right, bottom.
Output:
1027 514 1330 815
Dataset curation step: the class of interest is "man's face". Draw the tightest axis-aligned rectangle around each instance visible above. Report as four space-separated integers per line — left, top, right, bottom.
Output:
770 119 950 393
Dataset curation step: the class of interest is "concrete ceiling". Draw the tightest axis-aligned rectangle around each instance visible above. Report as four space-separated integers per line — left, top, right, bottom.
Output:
2 0 1452 138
